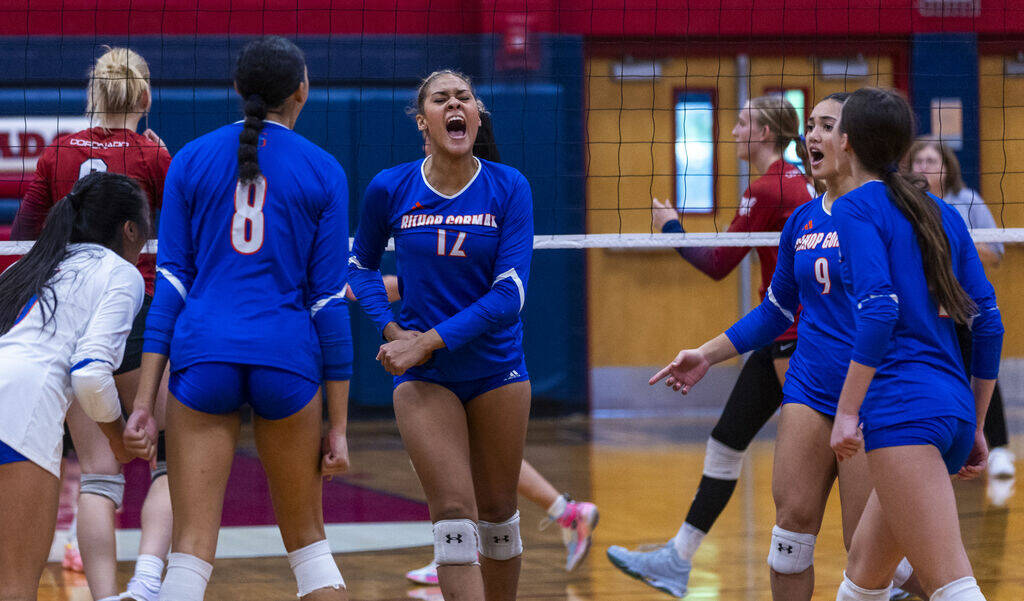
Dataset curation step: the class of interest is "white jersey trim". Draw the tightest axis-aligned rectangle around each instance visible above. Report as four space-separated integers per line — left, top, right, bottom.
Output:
310 290 346 317
420 156 482 200
493 268 525 312
156 266 188 301
767 285 794 322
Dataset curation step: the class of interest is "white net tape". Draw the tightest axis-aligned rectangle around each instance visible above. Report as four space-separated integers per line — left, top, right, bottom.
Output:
1 229 1022 255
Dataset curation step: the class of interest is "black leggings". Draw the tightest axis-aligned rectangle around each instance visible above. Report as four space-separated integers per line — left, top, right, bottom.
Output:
709 343 787 451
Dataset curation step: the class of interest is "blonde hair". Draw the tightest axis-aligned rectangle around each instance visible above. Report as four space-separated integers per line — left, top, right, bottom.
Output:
748 94 800 154
86 47 151 119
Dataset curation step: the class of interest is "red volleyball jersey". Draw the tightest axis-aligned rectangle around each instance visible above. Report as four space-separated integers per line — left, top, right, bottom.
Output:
675 159 812 341
11 127 171 294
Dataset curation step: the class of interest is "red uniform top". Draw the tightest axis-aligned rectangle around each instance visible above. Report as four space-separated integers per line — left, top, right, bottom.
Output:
668 159 812 341
11 127 171 294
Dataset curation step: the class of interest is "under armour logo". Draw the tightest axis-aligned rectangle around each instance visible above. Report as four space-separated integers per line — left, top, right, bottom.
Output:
446 534 463 544
493 535 510 543
777 543 793 554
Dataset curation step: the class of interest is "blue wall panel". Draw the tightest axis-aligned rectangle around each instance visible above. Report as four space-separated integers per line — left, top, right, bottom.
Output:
0 35 586 409
911 33 980 190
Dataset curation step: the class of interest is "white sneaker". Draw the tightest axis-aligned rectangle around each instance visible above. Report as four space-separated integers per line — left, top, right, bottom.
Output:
988 447 1016 478
987 477 1015 507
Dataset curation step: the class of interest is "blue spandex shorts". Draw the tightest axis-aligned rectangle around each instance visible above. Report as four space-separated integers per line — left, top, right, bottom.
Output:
0 438 28 466
394 359 529 404
170 362 320 420
863 415 975 475
782 394 836 419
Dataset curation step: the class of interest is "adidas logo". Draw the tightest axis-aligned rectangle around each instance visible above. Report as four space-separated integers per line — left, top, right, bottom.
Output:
504 369 521 381
803 220 814 230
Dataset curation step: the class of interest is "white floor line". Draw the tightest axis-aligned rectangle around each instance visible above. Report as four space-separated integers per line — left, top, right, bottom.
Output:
49 521 433 562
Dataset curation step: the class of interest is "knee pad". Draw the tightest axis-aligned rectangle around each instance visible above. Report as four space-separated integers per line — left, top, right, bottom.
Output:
703 437 745 480
766 525 815 574
287 539 344 597
433 519 479 566
80 473 126 509
837 572 892 601
892 557 913 588
478 510 523 561
931 576 984 601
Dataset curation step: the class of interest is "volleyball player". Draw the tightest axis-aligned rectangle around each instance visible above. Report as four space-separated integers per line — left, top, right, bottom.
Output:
829 88 1002 601
608 95 812 597
395 113 597 586
348 70 533 601
123 37 352 601
11 46 172 601
909 139 1015 482
0 172 149 601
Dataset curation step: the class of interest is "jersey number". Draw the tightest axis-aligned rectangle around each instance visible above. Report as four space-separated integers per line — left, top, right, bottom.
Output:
437 229 467 257
232 177 266 254
78 158 108 179
814 257 831 294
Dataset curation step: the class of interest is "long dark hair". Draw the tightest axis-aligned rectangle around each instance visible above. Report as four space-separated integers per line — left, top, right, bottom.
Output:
801 92 851 195
234 36 306 184
840 87 975 324
474 112 501 162
0 172 149 336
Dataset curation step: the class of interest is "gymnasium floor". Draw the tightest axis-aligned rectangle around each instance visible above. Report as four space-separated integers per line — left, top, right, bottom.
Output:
39 413 1024 601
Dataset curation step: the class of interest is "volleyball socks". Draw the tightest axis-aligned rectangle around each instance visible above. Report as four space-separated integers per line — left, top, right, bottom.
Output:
158 553 212 601
126 554 164 601
670 437 745 561
546 494 568 523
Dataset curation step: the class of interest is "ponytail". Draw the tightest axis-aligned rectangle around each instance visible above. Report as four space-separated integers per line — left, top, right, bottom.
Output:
233 37 306 185
840 87 975 324
0 172 149 336
238 94 267 184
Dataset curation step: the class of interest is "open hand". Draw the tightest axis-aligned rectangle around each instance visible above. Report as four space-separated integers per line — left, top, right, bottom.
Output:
649 348 711 394
652 197 680 231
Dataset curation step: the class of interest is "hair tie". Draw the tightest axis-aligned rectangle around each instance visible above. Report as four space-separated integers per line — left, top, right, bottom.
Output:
885 162 899 174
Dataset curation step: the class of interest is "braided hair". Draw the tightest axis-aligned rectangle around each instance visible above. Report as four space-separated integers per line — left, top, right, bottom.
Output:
233 36 306 184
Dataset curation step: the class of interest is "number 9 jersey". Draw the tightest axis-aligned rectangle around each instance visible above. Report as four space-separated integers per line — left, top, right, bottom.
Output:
143 121 352 382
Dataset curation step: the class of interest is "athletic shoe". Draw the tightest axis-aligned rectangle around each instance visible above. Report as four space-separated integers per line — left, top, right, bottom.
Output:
406 587 443 601
120 578 160 601
62 542 83 573
405 561 439 586
987 476 1015 507
988 447 1016 478
607 543 691 598
889 587 913 600
556 501 600 571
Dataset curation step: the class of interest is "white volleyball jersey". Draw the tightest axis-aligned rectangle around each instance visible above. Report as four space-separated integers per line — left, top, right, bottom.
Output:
0 244 143 477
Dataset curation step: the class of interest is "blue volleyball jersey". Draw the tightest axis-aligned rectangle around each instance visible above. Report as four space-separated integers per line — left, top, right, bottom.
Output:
143 121 353 381
833 181 1003 429
348 157 533 382
726 196 856 414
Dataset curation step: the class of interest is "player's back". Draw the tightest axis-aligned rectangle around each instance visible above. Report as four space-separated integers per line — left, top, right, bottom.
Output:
161 121 348 377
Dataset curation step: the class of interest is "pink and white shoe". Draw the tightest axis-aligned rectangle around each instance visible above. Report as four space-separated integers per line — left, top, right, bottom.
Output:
542 497 600 571
405 561 439 586
62 542 84 573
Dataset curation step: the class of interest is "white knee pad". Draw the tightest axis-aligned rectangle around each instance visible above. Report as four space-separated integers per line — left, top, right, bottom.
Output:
836 572 892 600
80 473 125 509
766 525 815 574
703 437 745 480
892 557 913 588
433 519 480 566
287 539 344 598
478 510 523 561
931 576 985 601
158 553 213 601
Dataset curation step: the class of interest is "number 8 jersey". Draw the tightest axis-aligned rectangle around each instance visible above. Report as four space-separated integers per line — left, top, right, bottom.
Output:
348 157 533 382
144 121 351 382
